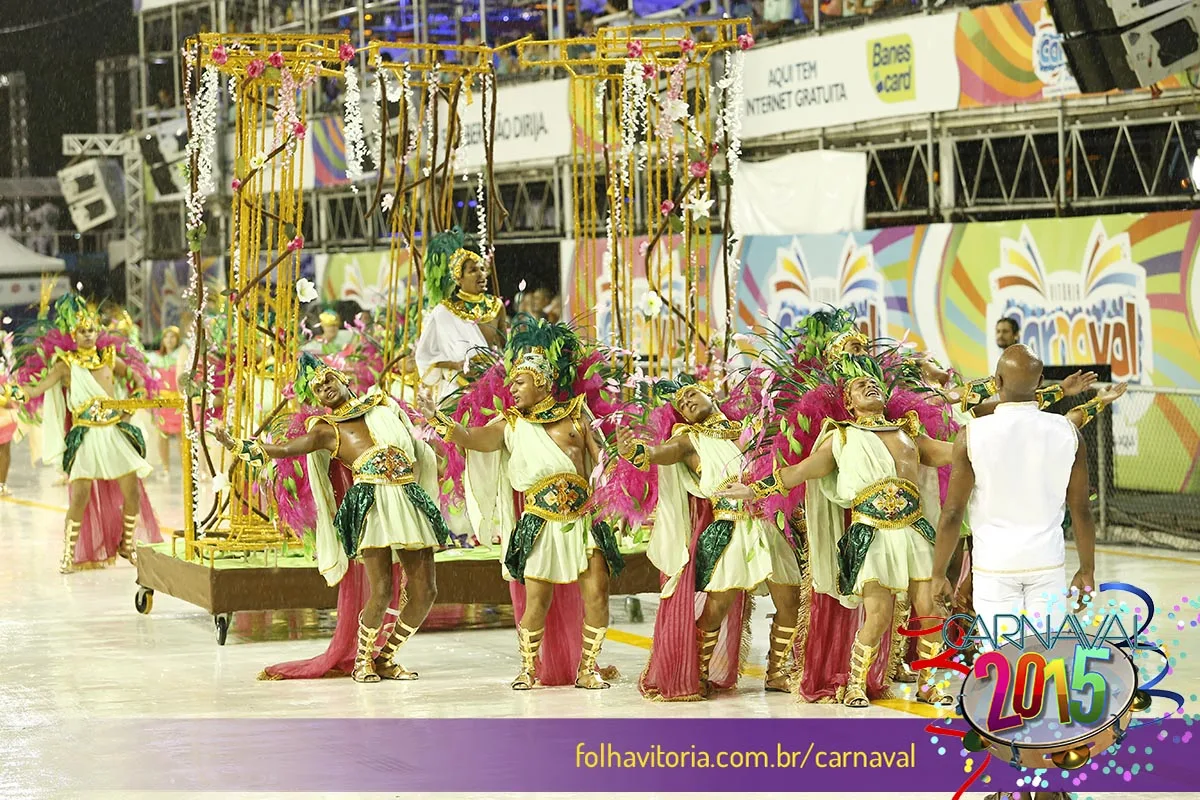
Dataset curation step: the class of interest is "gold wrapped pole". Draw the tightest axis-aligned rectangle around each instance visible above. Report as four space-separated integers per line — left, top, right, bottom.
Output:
518 20 752 377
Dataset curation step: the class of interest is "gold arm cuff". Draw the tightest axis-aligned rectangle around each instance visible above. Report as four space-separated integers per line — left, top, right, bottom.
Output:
432 411 456 440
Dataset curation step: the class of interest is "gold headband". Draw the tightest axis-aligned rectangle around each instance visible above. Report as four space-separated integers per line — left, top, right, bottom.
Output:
671 383 714 409
449 249 485 284
508 350 554 390
823 328 870 365
72 307 102 333
312 363 351 388
319 311 339 326
162 326 181 339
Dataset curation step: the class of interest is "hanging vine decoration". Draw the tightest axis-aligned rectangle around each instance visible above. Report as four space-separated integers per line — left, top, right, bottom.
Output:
180 32 350 551
515 20 752 375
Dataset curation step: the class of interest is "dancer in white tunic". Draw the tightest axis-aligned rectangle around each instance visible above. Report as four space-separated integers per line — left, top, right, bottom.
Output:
425 317 620 691
16 296 158 572
213 353 452 683
722 357 956 709
414 230 506 404
616 381 803 697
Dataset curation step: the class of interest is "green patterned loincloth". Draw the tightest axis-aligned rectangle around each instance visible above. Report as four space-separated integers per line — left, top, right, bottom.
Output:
333 482 451 558
62 421 146 475
836 477 935 596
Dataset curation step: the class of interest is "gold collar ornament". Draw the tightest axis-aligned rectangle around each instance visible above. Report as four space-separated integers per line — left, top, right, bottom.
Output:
63 347 114 370
443 291 502 324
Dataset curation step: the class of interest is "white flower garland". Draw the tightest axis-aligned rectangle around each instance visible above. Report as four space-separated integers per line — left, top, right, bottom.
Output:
475 170 488 257
187 66 221 201
400 64 416 169
343 64 366 190
369 73 384 171
421 64 440 178
596 80 618 315
717 51 745 340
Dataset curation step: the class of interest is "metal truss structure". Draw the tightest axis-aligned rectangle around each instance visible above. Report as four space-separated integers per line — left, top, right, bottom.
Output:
61 135 147 329
96 56 141 135
1 72 29 180
751 89 1200 226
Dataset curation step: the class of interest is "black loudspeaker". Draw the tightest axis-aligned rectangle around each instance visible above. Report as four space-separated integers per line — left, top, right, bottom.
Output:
1050 0 1192 32
1048 0 1200 93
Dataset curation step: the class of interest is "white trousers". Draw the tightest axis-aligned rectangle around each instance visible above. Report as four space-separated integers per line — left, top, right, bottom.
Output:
972 567 1068 641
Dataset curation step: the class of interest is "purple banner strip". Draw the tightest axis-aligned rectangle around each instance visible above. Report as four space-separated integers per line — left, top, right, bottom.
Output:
63 717 1198 793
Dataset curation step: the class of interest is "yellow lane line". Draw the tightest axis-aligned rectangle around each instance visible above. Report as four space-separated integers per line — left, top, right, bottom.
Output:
0 495 69 513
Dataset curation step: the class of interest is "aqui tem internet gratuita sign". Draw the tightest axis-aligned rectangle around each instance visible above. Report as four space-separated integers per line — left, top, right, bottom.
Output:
739 15 960 139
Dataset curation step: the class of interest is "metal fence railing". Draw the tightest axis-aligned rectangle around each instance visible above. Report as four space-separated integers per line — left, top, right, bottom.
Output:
1056 385 1200 553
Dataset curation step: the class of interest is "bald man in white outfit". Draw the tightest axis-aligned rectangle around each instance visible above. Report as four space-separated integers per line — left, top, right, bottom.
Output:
931 345 1101 639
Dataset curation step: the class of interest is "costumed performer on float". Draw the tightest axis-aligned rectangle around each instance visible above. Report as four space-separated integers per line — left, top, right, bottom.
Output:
609 376 804 699
212 352 452 683
148 325 185 479
421 315 622 690
414 228 507 404
721 354 956 708
11 295 161 571
301 306 355 356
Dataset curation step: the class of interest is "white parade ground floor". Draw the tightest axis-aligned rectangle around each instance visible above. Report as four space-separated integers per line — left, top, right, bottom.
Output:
1 437 1197 799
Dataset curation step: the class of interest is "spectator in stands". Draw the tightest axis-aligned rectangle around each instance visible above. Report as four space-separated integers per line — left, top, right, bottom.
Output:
995 317 1020 349
544 295 562 324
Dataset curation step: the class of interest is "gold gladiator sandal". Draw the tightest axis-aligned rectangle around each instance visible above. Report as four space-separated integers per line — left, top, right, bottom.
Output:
697 627 721 698
511 625 544 690
764 620 798 693
118 513 137 562
916 637 955 706
575 624 611 690
843 636 878 709
351 614 383 684
375 608 419 681
60 519 81 574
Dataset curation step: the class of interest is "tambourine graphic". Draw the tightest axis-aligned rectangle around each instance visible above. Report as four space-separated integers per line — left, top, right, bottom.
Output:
956 635 1151 770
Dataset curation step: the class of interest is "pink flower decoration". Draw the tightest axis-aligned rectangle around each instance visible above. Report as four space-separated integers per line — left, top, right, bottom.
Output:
268 51 285 69
246 59 266 79
660 199 675 215
738 33 755 51
292 121 307 139
229 290 240 304
231 178 242 191
679 38 696 54
642 62 656 81
638 241 650 256
275 327 288 340
688 160 709 179
338 42 356 63
287 235 305 252
627 40 643 59
211 45 229 66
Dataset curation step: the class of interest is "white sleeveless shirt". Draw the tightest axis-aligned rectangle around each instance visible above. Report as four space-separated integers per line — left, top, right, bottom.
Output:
965 402 1078 575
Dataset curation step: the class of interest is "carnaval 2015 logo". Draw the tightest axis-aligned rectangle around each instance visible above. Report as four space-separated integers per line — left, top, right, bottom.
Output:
868 34 915 104
925 583 1167 773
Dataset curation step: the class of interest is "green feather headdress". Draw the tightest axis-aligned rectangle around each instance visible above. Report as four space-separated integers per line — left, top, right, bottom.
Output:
424 226 482 308
52 294 101 335
294 352 351 405
504 313 582 396
827 354 889 408
792 307 869 365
